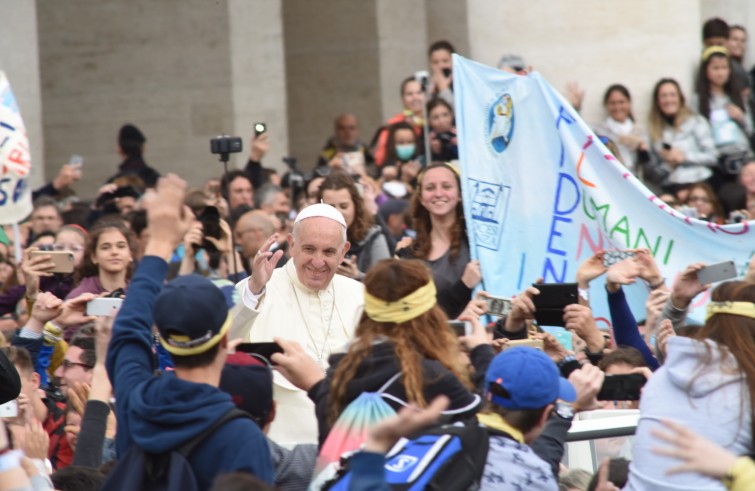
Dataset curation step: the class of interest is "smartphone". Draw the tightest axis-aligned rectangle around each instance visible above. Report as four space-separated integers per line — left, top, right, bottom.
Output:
254 122 267 137
442 67 452 78
414 70 429 91
661 142 672 150
86 297 123 316
729 211 747 224
0 399 18 418
448 320 472 337
532 283 578 327
486 296 512 317
697 260 737 285
29 250 75 274
502 339 544 351
235 342 284 362
597 373 647 401
550 328 573 351
69 154 83 167
603 250 636 268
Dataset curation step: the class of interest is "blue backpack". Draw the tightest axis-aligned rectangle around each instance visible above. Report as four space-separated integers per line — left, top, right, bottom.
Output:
102 408 251 491
323 419 504 491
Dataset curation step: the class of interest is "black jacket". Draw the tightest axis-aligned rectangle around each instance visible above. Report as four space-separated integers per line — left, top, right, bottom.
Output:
308 340 494 446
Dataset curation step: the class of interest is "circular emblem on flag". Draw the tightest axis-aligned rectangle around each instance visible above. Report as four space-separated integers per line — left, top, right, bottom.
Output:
488 93 514 153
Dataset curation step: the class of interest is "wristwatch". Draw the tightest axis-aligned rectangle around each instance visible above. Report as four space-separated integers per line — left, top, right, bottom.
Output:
554 401 575 421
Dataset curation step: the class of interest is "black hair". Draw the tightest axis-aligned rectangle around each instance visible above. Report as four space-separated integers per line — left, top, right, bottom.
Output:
126 209 148 238
587 458 630 491
51 465 105 491
171 343 221 370
118 124 146 158
696 50 746 120
486 401 550 435
428 40 456 57
602 84 635 121
702 17 729 41
210 472 276 491
70 327 96 367
220 170 253 202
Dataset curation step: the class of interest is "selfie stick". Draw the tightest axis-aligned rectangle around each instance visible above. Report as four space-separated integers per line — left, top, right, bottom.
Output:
416 70 432 163
215 149 240 280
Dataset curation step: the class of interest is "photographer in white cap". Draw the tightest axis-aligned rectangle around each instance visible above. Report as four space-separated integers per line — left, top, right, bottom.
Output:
231 203 364 446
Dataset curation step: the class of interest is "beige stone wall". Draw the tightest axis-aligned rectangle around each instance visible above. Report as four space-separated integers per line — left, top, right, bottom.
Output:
8 0 755 196
0 0 45 187
37 0 234 192
227 0 289 173
467 0 703 131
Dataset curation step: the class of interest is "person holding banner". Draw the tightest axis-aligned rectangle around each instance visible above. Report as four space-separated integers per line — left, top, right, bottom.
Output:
646 78 718 194
396 162 480 319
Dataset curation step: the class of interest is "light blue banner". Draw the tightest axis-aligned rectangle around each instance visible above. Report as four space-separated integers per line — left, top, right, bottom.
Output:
453 54 754 325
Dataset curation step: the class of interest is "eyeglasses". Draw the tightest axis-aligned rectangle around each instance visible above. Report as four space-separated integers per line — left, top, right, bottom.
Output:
61 360 93 371
52 243 85 252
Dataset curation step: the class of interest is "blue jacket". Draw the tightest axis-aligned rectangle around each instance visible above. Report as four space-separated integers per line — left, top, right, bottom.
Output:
106 256 274 489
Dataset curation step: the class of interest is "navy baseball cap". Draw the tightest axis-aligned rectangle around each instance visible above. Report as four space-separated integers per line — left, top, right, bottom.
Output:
485 347 576 410
153 275 230 356
221 353 274 428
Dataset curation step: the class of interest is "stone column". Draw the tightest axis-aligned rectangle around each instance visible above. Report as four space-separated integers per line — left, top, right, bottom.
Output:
0 0 45 187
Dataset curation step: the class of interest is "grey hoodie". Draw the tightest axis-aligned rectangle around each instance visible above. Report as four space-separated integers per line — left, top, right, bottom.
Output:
625 336 752 490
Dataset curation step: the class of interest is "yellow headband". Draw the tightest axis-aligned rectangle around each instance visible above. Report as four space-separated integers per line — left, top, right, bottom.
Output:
364 281 437 323
159 314 231 356
705 301 755 321
702 45 729 62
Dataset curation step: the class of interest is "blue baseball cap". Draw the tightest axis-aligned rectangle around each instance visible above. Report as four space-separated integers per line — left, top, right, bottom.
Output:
485 347 576 410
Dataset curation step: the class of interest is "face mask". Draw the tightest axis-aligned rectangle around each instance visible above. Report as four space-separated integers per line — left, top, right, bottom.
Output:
395 144 415 161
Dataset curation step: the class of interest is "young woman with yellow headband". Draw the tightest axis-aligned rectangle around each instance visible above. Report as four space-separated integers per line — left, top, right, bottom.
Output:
396 162 481 319
625 280 755 490
273 259 490 446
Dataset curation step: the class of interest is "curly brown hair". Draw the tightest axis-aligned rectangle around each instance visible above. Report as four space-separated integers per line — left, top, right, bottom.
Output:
316 170 373 243
328 259 471 424
409 162 466 260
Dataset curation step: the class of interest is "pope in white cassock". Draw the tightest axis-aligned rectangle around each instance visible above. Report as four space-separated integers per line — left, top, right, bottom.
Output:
231 203 364 446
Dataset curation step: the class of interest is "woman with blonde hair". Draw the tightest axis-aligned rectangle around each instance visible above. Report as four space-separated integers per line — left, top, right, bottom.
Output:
645 78 717 193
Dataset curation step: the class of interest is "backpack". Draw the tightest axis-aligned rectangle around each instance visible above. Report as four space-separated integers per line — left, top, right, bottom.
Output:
322 419 506 491
309 373 402 490
102 407 251 491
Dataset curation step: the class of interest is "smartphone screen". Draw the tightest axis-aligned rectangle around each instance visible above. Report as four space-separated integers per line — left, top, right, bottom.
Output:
235 342 283 362
532 283 578 327
448 321 471 337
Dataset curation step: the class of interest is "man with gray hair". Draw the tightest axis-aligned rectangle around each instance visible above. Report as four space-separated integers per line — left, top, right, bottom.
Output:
232 203 364 446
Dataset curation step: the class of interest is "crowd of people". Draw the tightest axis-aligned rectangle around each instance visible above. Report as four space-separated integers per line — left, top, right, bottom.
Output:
1 15 755 491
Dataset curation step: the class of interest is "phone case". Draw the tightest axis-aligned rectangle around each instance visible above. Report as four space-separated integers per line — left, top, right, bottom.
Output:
697 260 737 285
30 251 75 274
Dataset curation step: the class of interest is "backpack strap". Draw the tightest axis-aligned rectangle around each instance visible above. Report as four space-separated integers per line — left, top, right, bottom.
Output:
177 407 252 457
377 372 402 394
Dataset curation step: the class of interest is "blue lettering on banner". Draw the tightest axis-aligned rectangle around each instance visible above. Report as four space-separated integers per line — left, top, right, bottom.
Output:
469 178 510 251
542 108 581 282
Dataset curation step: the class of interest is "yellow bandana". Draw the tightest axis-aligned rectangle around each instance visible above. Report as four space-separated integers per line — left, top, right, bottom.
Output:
364 281 437 323
477 412 525 443
702 45 729 62
159 314 231 356
705 301 755 321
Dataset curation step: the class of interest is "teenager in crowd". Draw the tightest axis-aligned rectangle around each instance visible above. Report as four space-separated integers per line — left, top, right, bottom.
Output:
593 84 648 174
396 162 481 318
